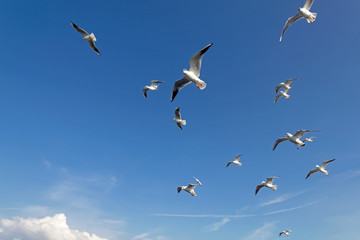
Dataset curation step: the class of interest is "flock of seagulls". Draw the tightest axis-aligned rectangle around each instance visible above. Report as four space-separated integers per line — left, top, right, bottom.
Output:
66 0 337 237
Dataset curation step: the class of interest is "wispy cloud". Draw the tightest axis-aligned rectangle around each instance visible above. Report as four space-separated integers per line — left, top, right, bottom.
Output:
132 232 168 240
153 213 254 218
259 191 305 207
263 200 321 216
204 217 230 231
242 222 276 240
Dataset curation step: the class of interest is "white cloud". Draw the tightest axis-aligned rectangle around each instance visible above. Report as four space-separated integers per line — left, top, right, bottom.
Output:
263 200 320 216
259 191 304 207
132 232 168 240
241 222 275 240
0 213 107 240
204 217 230 231
153 213 254 218
133 232 151 240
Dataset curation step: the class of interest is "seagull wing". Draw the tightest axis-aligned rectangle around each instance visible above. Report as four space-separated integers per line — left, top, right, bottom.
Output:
255 184 264 195
275 85 282 94
284 78 299 85
306 168 319 179
88 40 101 55
187 184 197 190
304 0 314 10
175 107 181 119
273 137 288 151
234 154 242 162
151 80 164 87
143 88 148 98
279 232 285 237
177 122 183 130
189 43 213 77
171 78 192 102
293 130 314 139
266 176 279 184
274 94 282 104
321 159 335 168
71 22 89 36
177 187 183 193
280 14 303 42
193 177 202 186
226 161 233 167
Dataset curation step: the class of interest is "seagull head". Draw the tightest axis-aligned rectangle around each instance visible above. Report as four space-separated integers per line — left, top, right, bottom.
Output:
286 133 292 138
315 165 320 169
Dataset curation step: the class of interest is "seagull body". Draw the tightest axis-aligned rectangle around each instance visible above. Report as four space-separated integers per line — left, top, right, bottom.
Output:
306 159 335 179
193 177 203 186
71 22 101 55
143 80 164 98
275 79 299 94
273 130 319 151
173 107 186 130
274 90 290 104
279 230 292 237
171 43 213 102
280 0 317 42
255 177 279 195
177 184 197 196
226 154 243 167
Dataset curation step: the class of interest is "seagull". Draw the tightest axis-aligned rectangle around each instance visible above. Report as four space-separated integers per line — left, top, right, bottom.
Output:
173 107 186 130
177 184 197 196
280 0 317 42
143 80 164 98
274 89 290 105
303 137 315 143
306 159 335 179
71 22 101 55
273 130 319 151
170 43 213 102
193 177 203 186
275 79 299 94
279 230 292 237
226 154 243 167
255 177 279 195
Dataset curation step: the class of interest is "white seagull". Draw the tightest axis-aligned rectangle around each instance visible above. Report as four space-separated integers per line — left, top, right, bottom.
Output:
306 159 335 179
274 89 290 105
193 177 203 186
170 43 213 102
226 154 243 167
143 80 164 98
280 0 317 42
177 184 197 196
255 177 279 195
275 79 299 94
173 107 186 130
279 230 292 237
273 130 319 151
71 22 101 55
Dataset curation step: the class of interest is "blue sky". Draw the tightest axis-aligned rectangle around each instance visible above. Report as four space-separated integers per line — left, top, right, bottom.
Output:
0 0 360 239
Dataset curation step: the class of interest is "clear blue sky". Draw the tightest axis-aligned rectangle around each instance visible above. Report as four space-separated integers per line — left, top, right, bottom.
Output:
0 0 360 239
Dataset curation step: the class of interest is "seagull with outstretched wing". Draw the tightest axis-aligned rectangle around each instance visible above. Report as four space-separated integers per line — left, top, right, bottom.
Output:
275 79 299 93
177 184 197 196
143 80 164 98
273 130 320 151
226 154 243 167
279 230 292 237
171 43 213 102
71 22 101 55
255 177 279 195
280 0 317 42
306 159 335 179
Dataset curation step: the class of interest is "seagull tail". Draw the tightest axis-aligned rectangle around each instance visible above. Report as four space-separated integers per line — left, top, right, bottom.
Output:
181 120 187 126
306 12 317 23
196 80 207 90
272 185 278 191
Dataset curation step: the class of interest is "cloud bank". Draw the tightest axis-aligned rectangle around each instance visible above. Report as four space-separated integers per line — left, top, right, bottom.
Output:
0 213 107 240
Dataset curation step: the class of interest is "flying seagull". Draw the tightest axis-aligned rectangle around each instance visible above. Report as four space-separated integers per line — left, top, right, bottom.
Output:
255 177 279 195
226 154 243 167
279 230 292 237
273 130 320 151
306 159 335 179
274 89 290 105
280 0 317 42
193 177 203 186
177 184 197 196
143 80 164 98
71 22 101 55
275 79 299 94
172 107 186 130
170 43 213 102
